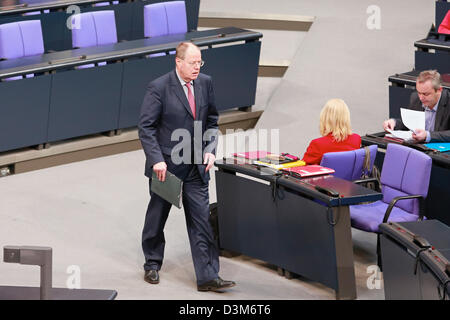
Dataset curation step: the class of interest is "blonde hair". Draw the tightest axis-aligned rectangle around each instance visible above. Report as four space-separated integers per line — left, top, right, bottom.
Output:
319 99 352 142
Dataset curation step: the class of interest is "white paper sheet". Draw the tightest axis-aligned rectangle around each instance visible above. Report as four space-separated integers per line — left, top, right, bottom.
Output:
386 129 413 141
400 108 425 132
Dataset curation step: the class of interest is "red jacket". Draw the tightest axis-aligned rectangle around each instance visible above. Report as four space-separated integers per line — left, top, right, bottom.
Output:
302 133 361 165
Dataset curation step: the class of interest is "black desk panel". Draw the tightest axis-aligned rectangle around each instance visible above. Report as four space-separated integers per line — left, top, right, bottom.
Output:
415 38 450 74
0 27 262 152
119 54 175 129
216 171 281 265
0 75 51 152
119 40 261 129
202 41 261 110
415 50 450 74
361 133 450 226
48 63 123 141
215 159 382 299
380 220 450 300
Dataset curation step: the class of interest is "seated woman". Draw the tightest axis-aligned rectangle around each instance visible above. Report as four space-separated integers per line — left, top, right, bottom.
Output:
302 99 361 165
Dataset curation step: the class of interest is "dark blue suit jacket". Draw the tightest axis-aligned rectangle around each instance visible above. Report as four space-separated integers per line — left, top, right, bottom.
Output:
138 70 219 183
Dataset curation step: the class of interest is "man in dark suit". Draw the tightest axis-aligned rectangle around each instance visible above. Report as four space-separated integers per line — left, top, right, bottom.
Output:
138 42 235 292
383 70 450 142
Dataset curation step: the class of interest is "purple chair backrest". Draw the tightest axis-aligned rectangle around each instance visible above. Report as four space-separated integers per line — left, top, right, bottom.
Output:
144 2 169 37
380 143 432 216
165 1 187 34
93 11 118 45
320 145 377 181
71 11 117 48
0 20 44 59
144 1 187 38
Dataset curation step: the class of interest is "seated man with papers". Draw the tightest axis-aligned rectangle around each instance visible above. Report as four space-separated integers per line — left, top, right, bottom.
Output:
383 70 450 142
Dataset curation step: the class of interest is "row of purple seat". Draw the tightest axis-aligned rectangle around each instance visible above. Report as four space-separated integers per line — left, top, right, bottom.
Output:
0 1 187 77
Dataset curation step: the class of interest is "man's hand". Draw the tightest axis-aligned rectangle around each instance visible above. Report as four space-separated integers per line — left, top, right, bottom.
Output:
203 153 216 172
412 129 427 143
383 119 396 132
153 161 167 182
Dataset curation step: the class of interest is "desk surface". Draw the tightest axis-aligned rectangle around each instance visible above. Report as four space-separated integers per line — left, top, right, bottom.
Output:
415 38 450 52
0 27 262 78
215 158 382 206
362 132 450 168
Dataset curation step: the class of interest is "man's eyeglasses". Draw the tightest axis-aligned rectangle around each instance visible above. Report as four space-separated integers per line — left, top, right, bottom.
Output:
185 60 205 67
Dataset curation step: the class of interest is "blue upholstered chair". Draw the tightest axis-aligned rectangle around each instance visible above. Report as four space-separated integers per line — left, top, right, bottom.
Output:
71 10 118 68
320 145 378 181
143 1 187 57
350 143 432 267
0 20 44 80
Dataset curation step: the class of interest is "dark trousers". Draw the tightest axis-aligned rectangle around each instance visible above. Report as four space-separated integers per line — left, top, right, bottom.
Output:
142 165 219 285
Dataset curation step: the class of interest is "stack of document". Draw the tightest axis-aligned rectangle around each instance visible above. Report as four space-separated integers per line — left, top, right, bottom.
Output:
253 159 306 170
233 151 273 160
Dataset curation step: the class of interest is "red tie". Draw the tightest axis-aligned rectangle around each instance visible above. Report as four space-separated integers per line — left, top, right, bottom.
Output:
185 82 196 119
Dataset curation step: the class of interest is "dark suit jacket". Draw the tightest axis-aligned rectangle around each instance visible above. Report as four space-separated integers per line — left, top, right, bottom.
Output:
138 70 219 183
395 88 450 142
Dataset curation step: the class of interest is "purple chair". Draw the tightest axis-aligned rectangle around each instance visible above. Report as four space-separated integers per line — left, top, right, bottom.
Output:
143 2 168 38
165 0 188 35
71 11 117 68
320 145 378 181
71 11 117 48
350 143 432 267
0 20 44 81
143 1 187 57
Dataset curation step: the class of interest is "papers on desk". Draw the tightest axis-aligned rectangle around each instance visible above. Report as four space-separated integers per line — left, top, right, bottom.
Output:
385 108 425 141
233 151 272 160
253 159 305 170
385 129 413 141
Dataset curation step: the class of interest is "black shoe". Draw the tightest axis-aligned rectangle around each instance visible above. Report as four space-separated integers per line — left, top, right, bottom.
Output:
144 270 159 284
197 277 236 292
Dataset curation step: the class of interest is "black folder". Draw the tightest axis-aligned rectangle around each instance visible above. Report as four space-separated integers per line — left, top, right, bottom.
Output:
151 171 183 209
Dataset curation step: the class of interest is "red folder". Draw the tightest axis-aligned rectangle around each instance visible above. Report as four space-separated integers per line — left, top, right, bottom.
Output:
282 165 335 178
438 10 450 34
233 151 272 160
